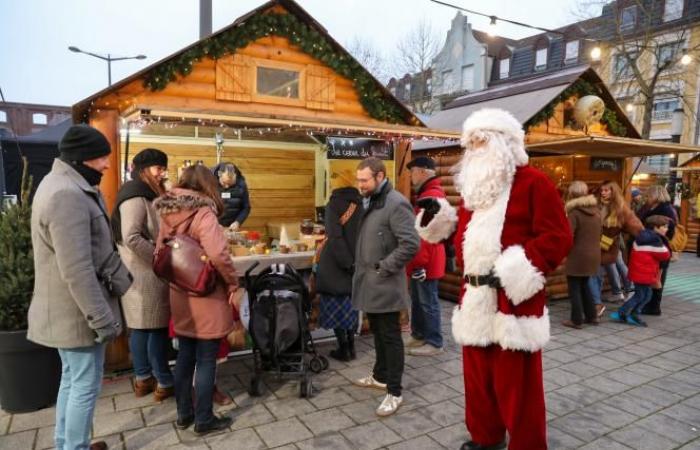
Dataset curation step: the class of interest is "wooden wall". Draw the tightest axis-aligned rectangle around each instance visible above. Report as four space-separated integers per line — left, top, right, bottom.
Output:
124 141 316 234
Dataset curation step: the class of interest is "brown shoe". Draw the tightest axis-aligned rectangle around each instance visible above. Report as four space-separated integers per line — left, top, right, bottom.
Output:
213 385 232 406
561 320 582 330
133 377 156 397
90 441 108 450
154 385 174 402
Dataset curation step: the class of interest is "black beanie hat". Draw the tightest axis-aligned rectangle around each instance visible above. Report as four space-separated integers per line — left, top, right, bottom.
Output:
133 148 168 171
59 124 111 162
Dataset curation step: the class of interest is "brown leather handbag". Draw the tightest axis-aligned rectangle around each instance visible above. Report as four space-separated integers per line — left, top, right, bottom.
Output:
153 232 218 297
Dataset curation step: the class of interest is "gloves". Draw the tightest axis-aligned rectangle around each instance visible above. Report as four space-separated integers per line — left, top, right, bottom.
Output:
416 197 441 215
94 322 120 344
411 268 427 282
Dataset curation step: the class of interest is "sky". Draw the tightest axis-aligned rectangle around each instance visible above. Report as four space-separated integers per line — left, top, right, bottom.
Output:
0 0 595 107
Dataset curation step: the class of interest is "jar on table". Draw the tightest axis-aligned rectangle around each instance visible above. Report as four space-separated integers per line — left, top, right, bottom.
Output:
300 219 314 235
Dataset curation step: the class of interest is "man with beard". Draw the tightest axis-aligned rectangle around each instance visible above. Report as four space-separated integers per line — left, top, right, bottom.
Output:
352 157 419 417
416 109 572 450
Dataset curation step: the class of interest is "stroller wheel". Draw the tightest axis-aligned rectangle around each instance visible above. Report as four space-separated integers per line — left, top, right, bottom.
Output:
309 357 324 374
319 355 329 371
299 375 313 398
248 377 263 397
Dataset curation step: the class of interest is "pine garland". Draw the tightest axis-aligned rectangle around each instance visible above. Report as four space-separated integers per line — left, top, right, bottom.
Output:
524 79 627 137
143 13 407 124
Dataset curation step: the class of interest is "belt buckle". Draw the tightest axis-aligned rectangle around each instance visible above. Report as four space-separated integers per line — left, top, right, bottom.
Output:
474 275 480 288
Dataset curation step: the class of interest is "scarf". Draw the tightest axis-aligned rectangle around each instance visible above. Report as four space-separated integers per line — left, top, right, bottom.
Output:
62 156 103 186
110 178 159 244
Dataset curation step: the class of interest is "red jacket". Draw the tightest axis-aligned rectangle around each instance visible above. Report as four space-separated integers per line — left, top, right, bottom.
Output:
627 230 671 285
407 177 447 279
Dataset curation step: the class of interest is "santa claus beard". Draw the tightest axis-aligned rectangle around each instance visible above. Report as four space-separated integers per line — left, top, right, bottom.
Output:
453 132 518 211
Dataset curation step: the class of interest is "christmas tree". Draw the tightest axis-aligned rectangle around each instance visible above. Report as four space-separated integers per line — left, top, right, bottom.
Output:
0 160 34 331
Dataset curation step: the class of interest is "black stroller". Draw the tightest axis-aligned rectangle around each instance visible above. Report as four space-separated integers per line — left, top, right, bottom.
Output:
244 262 328 398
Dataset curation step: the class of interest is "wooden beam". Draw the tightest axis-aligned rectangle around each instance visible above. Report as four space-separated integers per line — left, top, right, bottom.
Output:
90 109 121 212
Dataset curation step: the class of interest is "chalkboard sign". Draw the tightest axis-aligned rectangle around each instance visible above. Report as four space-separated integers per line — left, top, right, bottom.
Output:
327 137 393 160
590 157 622 172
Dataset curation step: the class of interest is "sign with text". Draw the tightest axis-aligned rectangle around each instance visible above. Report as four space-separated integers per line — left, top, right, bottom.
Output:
590 157 622 172
326 137 394 160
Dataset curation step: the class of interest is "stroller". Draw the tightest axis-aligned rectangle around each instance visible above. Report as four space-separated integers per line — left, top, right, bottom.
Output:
244 262 328 398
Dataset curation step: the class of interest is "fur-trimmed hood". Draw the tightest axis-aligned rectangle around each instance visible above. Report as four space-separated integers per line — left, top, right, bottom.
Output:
153 188 218 217
565 195 597 215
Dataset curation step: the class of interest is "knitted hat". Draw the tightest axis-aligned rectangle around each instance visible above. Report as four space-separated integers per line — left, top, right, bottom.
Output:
406 156 436 170
133 148 168 171
59 124 111 162
461 108 528 166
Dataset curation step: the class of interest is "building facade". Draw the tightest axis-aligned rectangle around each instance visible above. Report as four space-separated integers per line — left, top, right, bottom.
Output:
0 102 71 137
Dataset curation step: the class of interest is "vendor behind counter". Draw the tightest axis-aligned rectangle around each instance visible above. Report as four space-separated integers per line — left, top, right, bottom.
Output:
213 162 251 230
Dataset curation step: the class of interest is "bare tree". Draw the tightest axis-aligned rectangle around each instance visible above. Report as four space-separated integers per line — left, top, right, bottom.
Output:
345 37 390 83
392 19 440 114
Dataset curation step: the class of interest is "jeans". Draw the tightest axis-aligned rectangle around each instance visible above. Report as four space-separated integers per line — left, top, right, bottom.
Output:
174 336 220 426
588 271 603 305
409 279 443 348
55 343 106 450
567 276 596 325
644 266 669 314
613 252 634 293
129 328 174 387
620 284 653 316
367 312 404 397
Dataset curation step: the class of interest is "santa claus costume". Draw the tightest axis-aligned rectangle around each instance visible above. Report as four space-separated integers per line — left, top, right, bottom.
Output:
417 108 573 450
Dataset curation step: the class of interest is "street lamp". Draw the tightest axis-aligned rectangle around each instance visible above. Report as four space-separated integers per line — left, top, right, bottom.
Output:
669 107 684 206
68 46 146 86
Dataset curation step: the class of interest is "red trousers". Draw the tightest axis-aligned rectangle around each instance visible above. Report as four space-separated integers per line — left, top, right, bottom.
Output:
462 345 547 450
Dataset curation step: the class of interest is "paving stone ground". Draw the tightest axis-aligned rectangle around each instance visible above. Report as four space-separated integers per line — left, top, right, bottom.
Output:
2 254 699 449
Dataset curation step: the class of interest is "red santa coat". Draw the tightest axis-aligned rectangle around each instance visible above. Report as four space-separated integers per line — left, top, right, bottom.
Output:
406 176 447 279
450 166 572 353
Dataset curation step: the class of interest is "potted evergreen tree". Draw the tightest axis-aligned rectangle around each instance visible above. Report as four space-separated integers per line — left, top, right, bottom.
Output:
0 161 61 413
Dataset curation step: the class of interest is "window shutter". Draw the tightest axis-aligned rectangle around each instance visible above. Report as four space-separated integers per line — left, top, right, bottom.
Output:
305 64 335 111
216 54 253 102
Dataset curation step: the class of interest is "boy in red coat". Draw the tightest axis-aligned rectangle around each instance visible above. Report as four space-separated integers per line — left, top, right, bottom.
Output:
610 215 671 326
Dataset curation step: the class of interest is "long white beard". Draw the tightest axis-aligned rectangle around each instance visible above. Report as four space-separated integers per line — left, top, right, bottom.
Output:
454 134 517 211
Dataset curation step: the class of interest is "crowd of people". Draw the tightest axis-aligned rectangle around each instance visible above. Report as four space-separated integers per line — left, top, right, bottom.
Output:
24 115 687 450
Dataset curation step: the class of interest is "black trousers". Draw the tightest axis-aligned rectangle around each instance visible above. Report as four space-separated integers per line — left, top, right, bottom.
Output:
643 266 669 314
367 311 404 396
567 276 596 325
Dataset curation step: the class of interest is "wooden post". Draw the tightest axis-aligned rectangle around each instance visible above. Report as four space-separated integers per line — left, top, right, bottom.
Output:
394 139 412 199
89 109 121 213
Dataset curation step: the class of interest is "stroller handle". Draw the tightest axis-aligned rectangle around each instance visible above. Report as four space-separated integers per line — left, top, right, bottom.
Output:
244 261 261 285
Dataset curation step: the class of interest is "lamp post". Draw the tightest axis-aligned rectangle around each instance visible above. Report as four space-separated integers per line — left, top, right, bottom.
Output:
670 107 684 207
68 46 146 86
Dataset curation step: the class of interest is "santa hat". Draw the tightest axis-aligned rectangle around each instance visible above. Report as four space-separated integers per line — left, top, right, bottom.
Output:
462 108 529 167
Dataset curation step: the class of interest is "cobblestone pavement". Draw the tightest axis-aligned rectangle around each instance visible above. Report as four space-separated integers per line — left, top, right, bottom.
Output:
2 254 699 450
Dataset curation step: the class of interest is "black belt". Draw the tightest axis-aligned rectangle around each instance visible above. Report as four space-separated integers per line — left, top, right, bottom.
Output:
464 272 501 288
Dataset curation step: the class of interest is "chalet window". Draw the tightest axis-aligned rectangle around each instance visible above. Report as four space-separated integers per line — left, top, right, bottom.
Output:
663 0 684 22
32 113 47 125
461 65 474 90
565 40 580 64
499 58 510 79
620 6 637 30
0 111 6 123
652 97 680 121
256 66 300 99
535 47 548 70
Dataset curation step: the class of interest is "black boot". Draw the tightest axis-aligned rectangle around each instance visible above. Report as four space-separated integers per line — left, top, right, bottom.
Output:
460 440 506 450
330 328 350 362
347 330 356 360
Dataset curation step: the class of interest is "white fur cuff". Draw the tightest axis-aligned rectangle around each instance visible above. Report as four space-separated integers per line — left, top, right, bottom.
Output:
493 245 546 306
416 198 457 244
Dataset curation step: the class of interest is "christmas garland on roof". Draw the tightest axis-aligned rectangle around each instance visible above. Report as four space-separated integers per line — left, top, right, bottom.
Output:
524 79 627 137
142 12 407 124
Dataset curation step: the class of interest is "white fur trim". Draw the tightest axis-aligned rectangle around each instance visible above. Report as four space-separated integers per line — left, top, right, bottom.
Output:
416 198 457 243
494 308 550 352
462 108 528 166
493 245 546 306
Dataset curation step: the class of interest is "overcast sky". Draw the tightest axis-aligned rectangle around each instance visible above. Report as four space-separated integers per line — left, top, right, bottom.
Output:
0 0 596 107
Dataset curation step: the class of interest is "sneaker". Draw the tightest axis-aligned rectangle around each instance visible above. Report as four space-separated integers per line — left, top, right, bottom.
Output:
403 335 425 348
194 415 233 436
595 304 606 318
408 344 444 356
626 315 647 327
376 393 403 416
609 311 626 323
175 415 194 430
352 374 387 390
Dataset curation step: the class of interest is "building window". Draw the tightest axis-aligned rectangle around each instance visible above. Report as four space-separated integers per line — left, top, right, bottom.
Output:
565 40 580 63
535 47 548 70
653 98 680 121
659 41 682 65
426 77 432 95
647 154 671 172
461 65 474 90
442 70 454 92
256 66 300 99
499 58 510 79
663 0 684 22
405 82 411 100
620 6 637 30
32 113 48 125
613 52 637 78
390 87 396 96
0 111 6 123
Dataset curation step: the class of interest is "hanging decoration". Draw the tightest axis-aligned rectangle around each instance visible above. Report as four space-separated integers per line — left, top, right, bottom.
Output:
142 12 407 124
524 79 628 137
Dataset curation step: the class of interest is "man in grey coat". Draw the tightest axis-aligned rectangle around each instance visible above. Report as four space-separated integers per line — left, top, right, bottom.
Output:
351 157 419 417
28 124 131 450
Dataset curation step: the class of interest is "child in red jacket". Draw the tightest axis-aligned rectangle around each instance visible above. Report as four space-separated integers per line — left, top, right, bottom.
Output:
610 215 671 326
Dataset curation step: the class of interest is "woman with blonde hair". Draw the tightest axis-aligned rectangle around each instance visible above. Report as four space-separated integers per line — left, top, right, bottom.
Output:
563 181 601 329
589 181 643 316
